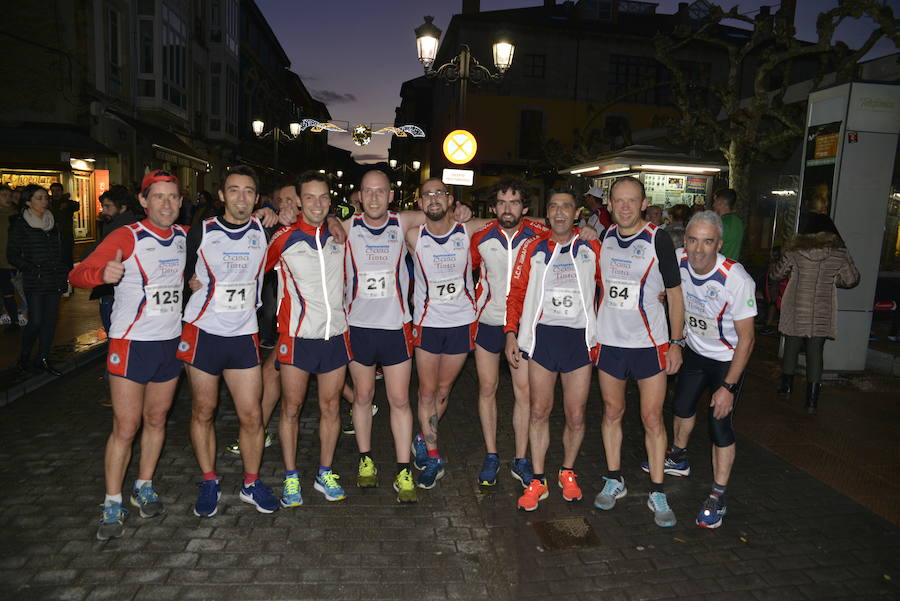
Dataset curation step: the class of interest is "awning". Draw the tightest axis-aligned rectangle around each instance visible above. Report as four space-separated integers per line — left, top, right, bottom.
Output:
0 124 115 157
108 111 209 170
560 145 726 176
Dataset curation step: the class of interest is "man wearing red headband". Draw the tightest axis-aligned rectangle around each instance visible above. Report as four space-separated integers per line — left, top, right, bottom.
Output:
71 169 187 540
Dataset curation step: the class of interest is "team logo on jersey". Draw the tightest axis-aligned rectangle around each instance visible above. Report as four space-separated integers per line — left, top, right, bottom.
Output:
109 353 121 365
176 239 186 253
178 341 190 352
632 245 646 259
388 231 398 242
747 298 755 307
453 238 464 250
705 287 719 300
248 235 261 249
279 343 289 355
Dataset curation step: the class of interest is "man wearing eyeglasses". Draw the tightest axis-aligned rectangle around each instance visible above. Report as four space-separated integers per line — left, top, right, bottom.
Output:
403 179 481 489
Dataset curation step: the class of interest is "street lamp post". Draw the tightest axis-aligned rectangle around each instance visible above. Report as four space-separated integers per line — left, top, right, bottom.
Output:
252 119 302 172
414 16 514 127
388 159 421 207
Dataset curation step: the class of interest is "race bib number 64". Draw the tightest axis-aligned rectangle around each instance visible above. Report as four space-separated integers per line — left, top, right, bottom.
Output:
604 279 638 310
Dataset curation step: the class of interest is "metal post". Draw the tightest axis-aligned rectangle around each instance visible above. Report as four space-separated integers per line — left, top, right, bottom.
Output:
457 47 470 128
273 128 280 172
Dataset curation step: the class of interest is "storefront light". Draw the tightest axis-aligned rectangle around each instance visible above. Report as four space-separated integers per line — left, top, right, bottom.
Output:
639 164 721 173
570 165 600 174
70 158 95 171
771 190 797 196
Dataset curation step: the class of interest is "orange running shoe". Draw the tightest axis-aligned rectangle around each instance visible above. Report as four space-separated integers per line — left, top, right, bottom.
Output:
558 469 582 501
517 478 549 511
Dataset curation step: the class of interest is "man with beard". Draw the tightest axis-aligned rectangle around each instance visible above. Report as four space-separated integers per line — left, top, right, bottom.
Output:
469 178 548 487
593 176 684 528
505 189 602 511
178 165 279 517
70 170 187 540
405 178 479 490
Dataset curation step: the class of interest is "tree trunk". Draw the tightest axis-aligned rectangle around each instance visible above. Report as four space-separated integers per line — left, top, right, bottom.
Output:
725 140 752 217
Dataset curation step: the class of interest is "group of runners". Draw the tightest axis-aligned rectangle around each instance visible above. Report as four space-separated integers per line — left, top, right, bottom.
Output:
70 166 755 541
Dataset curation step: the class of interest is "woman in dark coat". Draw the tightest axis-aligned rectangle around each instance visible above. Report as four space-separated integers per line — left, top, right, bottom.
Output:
7 184 69 375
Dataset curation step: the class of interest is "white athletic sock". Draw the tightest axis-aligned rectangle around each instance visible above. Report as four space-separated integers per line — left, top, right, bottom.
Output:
104 493 122 506
134 479 152 490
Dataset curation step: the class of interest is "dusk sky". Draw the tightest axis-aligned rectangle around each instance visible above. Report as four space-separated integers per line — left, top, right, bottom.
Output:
256 0 898 163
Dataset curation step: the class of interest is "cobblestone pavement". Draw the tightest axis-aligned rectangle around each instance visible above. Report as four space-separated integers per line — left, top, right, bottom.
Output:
1 354 898 601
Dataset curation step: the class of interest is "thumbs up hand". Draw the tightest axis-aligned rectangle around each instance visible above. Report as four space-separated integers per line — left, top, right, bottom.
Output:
103 248 126 284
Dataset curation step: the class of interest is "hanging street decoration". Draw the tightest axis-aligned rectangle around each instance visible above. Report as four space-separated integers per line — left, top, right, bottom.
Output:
298 120 426 146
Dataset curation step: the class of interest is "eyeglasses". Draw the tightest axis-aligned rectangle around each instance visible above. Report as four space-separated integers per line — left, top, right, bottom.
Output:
422 190 449 199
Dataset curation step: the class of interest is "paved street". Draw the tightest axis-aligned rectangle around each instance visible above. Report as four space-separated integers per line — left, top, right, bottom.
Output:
2 349 899 601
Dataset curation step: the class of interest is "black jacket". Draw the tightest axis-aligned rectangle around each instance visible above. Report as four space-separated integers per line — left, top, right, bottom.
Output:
87 210 141 299
6 214 69 294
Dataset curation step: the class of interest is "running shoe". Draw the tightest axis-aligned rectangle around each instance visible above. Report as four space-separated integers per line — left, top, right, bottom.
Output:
375 366 384 380
517 478 549 511
641 449 691 477
239 480 279 514
593 477 627 510
314 470 347 501
280 474 303 508
558 469 582 502
510 458 534 487
478 454 500 486
96 503 127 541
130 484 165 518
17 312 27 326
411 433 428 470
417 457 445 489
647 491 677 527
357 456 378 488
393 468 418 504
342 409 355 435
696 494 726 529
0 314 9 325
225 433 273 456
193 480 221 517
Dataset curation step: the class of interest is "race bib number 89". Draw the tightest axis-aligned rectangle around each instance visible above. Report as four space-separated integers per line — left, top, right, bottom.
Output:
429 276 464 303
145 283 181 316
686 310 717 338
605 279 638 310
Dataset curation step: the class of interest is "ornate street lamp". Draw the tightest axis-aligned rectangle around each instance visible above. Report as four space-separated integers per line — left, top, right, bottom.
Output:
251 118 302 172
414 16 515 126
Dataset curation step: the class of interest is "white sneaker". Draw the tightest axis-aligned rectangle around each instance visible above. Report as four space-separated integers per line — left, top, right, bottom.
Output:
17 312 27 326
0 314 10 325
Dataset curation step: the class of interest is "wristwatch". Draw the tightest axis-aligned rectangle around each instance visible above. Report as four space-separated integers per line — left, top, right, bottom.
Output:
721 381 739 394
668 338 686 348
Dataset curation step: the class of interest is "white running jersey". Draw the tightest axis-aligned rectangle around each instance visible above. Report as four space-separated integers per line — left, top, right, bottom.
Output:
345 212 411 329
110 222 187 341
471 220 548 327
413 222 476 328
183 217 266 336
679 250 757 362
539 244 587 329
597 223 673 348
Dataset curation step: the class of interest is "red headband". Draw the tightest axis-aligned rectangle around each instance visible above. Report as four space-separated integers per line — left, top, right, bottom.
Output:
141 170 179 193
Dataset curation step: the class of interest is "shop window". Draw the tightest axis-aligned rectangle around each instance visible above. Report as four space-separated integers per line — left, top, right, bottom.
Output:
139 20 154 74
162 3 187 110
138 0 155 15
608 54 664 105
225 66 238 135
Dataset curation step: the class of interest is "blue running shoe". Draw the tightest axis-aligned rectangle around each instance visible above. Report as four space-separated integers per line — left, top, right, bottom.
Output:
314 470 346 501
97 503 127 541
417 457 445 489
130 483 165 518
510 458 534 487
411 434 428 471
239 480 279 514
641 455 691 477
193 480 221 517
478 454 500 486
647 492 677 527
280 474 303 508
593 477 627 510
696 494 726 529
